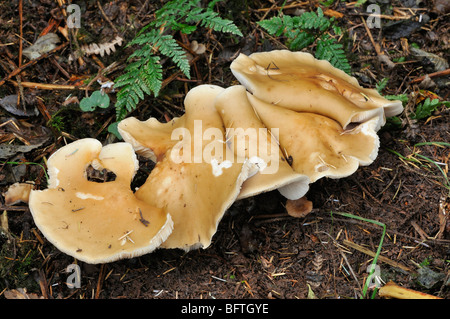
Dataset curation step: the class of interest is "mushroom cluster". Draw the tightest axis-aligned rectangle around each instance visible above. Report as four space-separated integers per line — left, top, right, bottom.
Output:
29 50 403 264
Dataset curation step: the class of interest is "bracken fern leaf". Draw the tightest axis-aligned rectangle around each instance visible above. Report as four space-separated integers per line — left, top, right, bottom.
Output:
114 56 162 120
258 8 351 74
114 0 242 119
315 35 351 74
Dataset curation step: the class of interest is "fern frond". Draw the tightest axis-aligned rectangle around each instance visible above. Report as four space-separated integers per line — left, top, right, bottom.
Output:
258 16 287 37
114 0 242 119
315 36 351 74
287 31 315 51
258 12 328 51
114 56 162 120
258 8 351 74
153 33 191 78
298 7 330 31
188 9 243 36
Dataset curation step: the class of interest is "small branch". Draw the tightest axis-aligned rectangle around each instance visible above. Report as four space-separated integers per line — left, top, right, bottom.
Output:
0 42 68 87
97 0 119 34
410 68 450 84
343 239 412 273
361 17 382 56
18 0 23 67
8 80 92 91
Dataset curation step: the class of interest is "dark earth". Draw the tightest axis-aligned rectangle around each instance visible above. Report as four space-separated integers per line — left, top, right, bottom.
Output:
0 0 449 301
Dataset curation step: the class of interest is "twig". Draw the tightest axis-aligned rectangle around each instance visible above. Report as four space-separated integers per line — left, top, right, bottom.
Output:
410 220 429 240
9 80 91 91
343 239 412 272
160 55 201 90
0 42 68 87
38 269 49 299
95 264 106 299
375 169 399 198
18 0 23 67
349 12 414 20
97 0 119 34
361 17 382 56
36 97 52 123
352 178 383 205
251 2 308 12
318 231 363 296
410 68 450 84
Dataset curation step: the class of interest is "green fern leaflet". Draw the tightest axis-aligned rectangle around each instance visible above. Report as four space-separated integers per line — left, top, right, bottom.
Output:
114 0 242 120
258 8 351 74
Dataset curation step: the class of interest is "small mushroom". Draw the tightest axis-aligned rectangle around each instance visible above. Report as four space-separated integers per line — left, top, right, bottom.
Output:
131 85 257 250
214 85 310 200
28 138 173 264
248 94 380 183
230 50 403 130
285 196 313 218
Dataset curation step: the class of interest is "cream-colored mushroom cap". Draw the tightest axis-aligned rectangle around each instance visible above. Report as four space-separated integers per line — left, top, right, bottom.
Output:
135 85 257 250
28 138 173 264
118 116 186 162
214 85 310 200
248 95 380 183
230 50 403 130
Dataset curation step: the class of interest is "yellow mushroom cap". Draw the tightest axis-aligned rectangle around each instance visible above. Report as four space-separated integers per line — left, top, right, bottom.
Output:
118 116 186 162
230 50 403 130
134 85 258 250
214 85 310 200
248 95 380 183
28 138 173 264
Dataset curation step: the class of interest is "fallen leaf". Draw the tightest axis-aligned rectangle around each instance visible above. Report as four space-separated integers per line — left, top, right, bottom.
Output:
0 144 41 159
286 196 313 218
0 95 38 117
378 281 442 299
436 196 448 239
0 211 8 233
434 0 450 13
415 267 446 289
3 182 34 205
3 288 43 299
410 47 449 72
306 283 318 299
324 8 343 19
22 33 60 60
0 117 52 159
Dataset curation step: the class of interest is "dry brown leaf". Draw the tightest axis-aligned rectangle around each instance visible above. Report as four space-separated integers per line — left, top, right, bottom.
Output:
378 281 442 299
68 35 123 62
285 196 313 218
3 288 43 299
3 182 34 205
436 196 448 239
22 33 60 60
324 8 344 19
